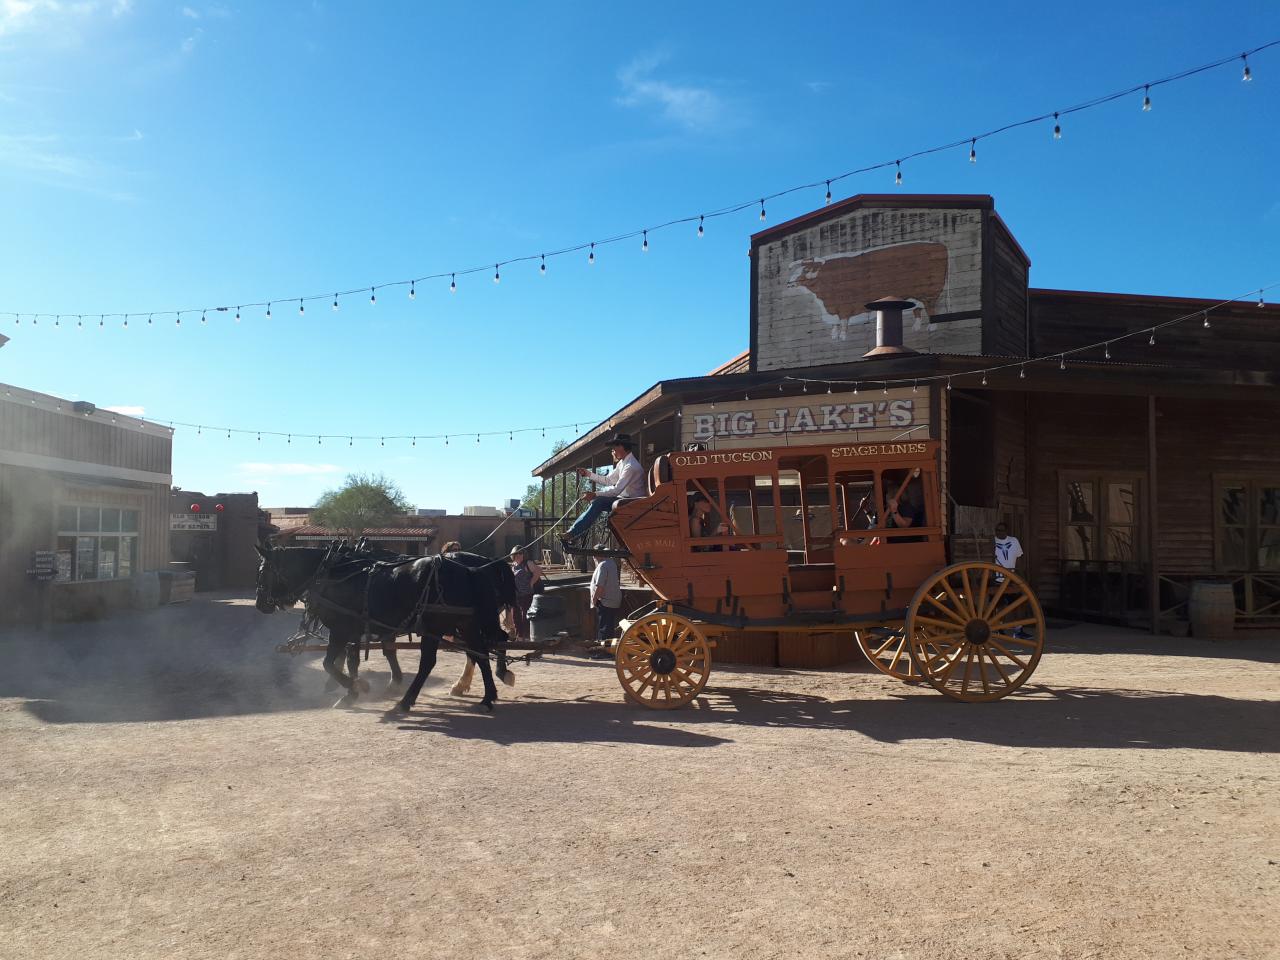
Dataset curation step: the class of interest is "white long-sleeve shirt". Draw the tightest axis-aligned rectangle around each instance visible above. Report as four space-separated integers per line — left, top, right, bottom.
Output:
585 452 645 499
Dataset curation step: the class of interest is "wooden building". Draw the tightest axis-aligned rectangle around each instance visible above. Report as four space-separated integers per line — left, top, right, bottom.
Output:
277 511 529 560
0 382 173 624
531 194 1280 661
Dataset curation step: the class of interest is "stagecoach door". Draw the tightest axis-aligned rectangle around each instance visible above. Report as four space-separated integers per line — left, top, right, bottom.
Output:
777 454 838 605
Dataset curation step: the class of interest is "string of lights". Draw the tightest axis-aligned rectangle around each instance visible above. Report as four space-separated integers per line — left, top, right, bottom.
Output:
3 281 1273 447
777 281 1280 397
3 39 1275 328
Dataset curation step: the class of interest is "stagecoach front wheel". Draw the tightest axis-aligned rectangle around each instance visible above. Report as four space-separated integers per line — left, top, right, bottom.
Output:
904 561 1046 702
615 612 712 710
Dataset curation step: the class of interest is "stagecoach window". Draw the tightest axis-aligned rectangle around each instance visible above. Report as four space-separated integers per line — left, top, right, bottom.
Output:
56 506 141 582
835 470 877 531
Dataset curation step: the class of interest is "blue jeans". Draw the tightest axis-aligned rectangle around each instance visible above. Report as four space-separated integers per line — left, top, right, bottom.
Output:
566 495 616 539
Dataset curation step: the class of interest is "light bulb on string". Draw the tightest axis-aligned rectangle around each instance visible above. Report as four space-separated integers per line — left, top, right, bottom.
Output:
969 138 977 163
588 243 595 265
98 315 104 327
234 308 240 323
824 181 832 205
1202 311 1211 328
266 303 272 319
122 317 128 328
1242 54 1252 82
298 300 304 316
370 288 376 305
1059 356 1067 370
642 230 648 253
1142 85 1151 111
332 295 339 311
1149 331 1157 346
380 437 384 447
287 434 291 444
508 431 513 441
476 434 480 444
200 310 207 325
493 264 500 284
1053 112 1061 139
445 435 449 446
882 384 888 396
853 383 859 395
348 436 353 447
697 216 704 238
257 432 261 441
176 313 181 326
1019 365 1026 379
409 281 415 300
758 199 766 222
826 384 832 394
540 254 546 275
1104 343 1111 360
1258 290 1265 307
894 161 902 186
981 372 988 386
945 378 952 392
912 381 918 393
317 436 321 445
450 274 457 293
197 425 202 435
226 428 231 439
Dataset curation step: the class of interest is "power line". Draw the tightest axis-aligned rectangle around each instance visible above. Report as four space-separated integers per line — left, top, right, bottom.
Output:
3 40 1275 326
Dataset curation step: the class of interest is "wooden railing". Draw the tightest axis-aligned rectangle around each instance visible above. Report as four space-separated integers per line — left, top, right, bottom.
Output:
1158 572 1280 625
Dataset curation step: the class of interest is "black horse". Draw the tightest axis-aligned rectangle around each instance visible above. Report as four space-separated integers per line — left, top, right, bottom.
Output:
255 543 517 710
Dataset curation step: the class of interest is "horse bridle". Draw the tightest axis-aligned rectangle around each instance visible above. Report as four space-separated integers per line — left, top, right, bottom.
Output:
260 546 336 611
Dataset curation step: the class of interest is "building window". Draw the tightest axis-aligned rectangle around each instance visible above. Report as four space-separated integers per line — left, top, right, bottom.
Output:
1216 479 1280 571
1061 475 1142 564
56 506 140 582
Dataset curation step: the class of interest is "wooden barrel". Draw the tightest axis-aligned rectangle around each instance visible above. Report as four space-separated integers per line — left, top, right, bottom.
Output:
1189 582 1235 640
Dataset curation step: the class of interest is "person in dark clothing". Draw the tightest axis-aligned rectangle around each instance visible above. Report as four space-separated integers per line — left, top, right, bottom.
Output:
508 546 543 640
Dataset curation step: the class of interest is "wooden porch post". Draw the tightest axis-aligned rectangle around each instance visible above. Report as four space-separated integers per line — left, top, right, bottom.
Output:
1147 395 1159 635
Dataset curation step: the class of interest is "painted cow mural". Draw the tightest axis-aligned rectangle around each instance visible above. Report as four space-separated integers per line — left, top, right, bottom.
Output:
787 241 950 341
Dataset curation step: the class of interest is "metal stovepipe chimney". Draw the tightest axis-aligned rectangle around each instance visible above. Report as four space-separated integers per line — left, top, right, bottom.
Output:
861 297 920 358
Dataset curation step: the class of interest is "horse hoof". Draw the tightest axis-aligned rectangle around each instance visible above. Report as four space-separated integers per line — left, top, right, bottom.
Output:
384 704 410 718
450 684 469 697
475 700 495 712
334 693 358 709
500 670 516 687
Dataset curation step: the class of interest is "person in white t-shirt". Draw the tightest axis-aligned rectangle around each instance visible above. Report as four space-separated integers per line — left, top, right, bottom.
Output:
993 522 1027 638
560 434 645 545
993 523 1023 578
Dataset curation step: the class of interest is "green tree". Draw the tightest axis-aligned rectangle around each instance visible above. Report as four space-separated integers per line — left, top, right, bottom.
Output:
311 472 411 540
522 440 588 528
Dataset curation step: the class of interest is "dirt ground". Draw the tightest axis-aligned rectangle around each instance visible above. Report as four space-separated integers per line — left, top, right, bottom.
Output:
1 595 1277 960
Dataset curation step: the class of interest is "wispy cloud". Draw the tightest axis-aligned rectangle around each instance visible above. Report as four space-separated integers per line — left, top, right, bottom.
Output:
180 26 202 53
181 5 199 17
104 404 145 416
616 52 733 132
0 132 135 200
806 80 833 95
0 0 134 37
239 462 343 477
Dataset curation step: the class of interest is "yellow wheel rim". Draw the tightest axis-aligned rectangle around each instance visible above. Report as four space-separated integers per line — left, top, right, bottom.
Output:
615 613 712 710
855 625 934 683
905 562 1045 702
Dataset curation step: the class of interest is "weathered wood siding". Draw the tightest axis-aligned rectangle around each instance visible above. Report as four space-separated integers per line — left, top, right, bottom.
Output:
754 205 986 370
1154 396 1280 574
1027 394 1147 605
983 216 1029 357
1029 293 1280 371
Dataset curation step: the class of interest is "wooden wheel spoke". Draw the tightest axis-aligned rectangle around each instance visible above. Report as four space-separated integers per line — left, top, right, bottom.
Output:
976 568 991 621
981 646 1013 686
991 632 1039 648
921 593 968 626
958 568 976 618
935 580 971 622
976 647 991 694
981 575 1012 620
986 639 1029 669
958 646 977 692
915 614 967 633
988 594 1030 624
938 645 970 683
922 639 965 670
872 632 901 658
888 639 908 674
991 616 1039 630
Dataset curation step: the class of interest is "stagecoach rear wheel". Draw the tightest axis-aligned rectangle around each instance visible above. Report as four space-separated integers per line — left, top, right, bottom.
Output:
855 624 931 683
904 561 1046 703
615 612 713 710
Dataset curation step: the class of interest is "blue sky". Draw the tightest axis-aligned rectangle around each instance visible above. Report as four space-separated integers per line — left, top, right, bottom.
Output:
1 1 1277 511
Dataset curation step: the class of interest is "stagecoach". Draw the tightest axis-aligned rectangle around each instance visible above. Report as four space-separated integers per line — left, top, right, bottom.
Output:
584 437 1045 709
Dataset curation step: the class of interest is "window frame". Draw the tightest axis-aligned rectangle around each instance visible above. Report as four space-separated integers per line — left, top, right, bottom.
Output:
1058 471 1145 567
55 504 141 583
1213 474 1280 572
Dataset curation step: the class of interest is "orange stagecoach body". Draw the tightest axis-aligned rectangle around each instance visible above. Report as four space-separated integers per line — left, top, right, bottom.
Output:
610 439 944 624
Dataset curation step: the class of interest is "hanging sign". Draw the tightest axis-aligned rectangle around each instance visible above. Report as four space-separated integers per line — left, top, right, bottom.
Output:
171 513 218 531
681 386 931 451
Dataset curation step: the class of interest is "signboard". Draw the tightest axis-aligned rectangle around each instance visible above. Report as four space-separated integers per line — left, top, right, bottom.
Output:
171 513 218 531
754 204 985 370
680 387 931 451
27 550 58 582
